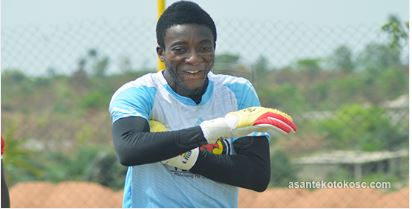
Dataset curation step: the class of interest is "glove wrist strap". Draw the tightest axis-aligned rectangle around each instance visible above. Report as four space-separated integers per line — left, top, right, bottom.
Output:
199 117 232 144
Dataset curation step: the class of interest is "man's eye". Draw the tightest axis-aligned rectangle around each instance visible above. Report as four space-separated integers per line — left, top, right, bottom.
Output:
200 46 213 53
172 47 186 53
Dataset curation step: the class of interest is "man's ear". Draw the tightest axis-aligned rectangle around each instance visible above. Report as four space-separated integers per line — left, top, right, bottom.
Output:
156 46 165 62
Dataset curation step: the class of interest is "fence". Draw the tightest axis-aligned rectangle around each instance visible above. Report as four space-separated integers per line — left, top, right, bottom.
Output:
1 16 409 208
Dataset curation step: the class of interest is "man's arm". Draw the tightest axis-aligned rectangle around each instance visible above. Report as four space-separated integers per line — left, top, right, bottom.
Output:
112 104 296 166
190 136 271 192
112 116 207 166
113 116 271 192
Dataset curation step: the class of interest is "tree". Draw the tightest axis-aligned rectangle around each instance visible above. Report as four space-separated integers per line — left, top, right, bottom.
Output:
76 48 111 77
319 104 407 151
296 58 322 76
381 15 409 49
331 45 355 73
92 56 110 77
213 53 240 72
70 58 90 90
357 43 402 72
87 49 110 77
250 55 270 91
253 56 269 73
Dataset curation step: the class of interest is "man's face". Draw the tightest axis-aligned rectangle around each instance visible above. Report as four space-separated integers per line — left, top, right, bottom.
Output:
157 24 215 93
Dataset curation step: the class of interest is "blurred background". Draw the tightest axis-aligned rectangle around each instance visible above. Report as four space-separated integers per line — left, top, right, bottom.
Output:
1 0 409 207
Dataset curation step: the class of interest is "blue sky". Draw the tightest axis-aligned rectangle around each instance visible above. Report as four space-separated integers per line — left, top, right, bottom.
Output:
1 0 409 75
3 0 408 27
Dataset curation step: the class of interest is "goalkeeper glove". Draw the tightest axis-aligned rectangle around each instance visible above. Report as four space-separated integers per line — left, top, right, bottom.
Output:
148 120 230 170
199 106 297 144
149 120 199 170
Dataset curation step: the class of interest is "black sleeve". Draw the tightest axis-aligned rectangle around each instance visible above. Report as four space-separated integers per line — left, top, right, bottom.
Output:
1 160 10 208
190 136 271 192
112 116 207 166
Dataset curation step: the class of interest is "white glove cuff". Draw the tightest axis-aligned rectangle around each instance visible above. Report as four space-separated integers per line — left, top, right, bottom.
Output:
199 117 232 144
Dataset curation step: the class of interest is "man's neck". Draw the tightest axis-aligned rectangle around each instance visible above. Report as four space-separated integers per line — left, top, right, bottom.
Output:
162 70 208 104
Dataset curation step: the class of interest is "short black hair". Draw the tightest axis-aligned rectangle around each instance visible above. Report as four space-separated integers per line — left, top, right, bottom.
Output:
156 1 217 49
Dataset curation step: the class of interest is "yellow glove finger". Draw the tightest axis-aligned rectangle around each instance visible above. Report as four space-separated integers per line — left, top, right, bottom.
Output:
226 106 294 129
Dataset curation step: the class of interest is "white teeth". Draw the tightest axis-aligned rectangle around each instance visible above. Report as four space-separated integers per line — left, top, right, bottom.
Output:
186 71 200 74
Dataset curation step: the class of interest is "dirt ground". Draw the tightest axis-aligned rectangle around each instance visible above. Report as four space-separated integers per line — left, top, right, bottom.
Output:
9 181 408 208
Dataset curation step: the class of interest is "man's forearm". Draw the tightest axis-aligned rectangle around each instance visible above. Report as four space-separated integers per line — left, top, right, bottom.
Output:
190 137 271 192
112 116 207 166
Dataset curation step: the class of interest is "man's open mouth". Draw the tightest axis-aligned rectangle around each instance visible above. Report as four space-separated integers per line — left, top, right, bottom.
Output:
181 70 207 80
185 70 200 74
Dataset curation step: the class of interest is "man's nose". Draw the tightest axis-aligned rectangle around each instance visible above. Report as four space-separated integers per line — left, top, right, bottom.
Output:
185 50 202 65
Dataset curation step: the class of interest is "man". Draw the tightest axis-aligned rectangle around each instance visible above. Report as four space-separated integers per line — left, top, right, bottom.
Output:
109 1 296 207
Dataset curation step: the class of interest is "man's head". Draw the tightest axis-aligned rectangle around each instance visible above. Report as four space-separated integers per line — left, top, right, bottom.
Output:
156 1 217 49
156 1 216 98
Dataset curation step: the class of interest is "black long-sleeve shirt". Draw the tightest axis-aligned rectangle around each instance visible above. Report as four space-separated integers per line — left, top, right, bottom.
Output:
112 116 270 192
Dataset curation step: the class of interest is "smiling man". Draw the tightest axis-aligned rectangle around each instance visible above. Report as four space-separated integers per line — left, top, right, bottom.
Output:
158 23 215 102
109 1 296 208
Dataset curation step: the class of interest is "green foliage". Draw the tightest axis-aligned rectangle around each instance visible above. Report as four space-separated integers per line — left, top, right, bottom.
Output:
296 58 322 75
2 70 28 83
318 104 407 151
305 82 331 110
361 172 401 191
2 70 35 99
366 68 408 102
3 127 45 185
253 55 269 78
80 90 111 110
1 40 408 188
331 45 355 73
270 150 298 187
75 48 111 77
381 15 409 49
260 83 306 112
4 128 126 189
361 172 400 184
320 74 364 108
325 167 353 182
214 53 240 71
215 53 240 65
357 43 402 72
40 141 126 189
92 56 110 77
